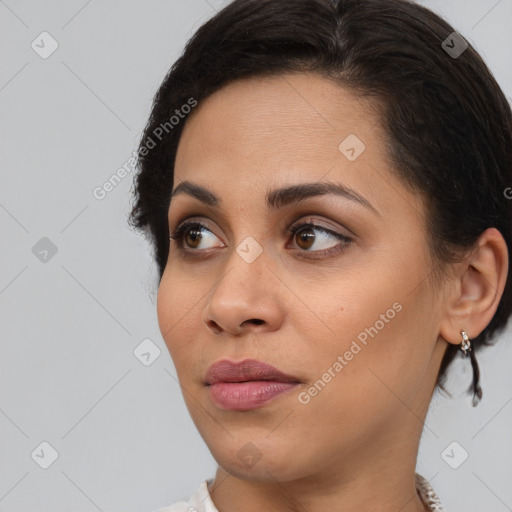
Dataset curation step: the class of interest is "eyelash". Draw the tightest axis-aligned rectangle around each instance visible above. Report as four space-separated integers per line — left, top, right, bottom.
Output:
169 219 353 258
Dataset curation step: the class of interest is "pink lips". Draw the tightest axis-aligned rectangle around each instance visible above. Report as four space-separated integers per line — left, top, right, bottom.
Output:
205 359 301 411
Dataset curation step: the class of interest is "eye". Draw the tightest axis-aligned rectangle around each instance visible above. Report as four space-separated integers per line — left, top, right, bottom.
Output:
169 218 353 257
169 220 223 251
287 222 352 257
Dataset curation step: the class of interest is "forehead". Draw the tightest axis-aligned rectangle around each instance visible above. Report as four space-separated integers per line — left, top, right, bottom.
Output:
177 72 381 163
173 72 423 223
177 73 382 177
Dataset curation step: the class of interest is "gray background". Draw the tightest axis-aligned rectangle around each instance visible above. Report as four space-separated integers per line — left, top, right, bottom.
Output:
1 1 511 511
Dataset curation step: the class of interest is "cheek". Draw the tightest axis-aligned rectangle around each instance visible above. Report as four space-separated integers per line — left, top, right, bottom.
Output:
156 273 174 343
293 303 428 449
156 265 222 386
156 270 201 355
303 248 434 406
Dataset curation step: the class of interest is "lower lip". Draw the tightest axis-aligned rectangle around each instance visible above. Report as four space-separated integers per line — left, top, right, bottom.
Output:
208 381 299 410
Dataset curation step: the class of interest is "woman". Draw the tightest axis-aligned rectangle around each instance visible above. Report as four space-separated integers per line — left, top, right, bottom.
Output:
129 0 512 510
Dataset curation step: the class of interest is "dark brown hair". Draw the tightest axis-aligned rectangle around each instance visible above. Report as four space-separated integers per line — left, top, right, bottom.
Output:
128 0 512 403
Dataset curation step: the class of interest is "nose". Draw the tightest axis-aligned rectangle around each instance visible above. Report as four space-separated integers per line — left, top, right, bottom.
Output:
201 247 285 336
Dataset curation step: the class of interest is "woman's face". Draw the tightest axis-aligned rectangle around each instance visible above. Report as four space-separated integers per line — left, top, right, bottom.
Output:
157 72 449 482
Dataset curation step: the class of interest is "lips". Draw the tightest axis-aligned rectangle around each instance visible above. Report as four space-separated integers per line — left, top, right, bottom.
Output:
204 358 300 385
204 359 301 411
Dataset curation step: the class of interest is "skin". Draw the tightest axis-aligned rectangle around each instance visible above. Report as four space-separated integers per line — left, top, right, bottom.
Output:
156 72 508 512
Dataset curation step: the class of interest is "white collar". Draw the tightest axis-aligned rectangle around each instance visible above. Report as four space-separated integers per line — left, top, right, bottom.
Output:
155 473 446 512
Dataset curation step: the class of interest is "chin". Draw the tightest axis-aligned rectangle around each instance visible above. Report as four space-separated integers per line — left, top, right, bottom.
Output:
206 435 312 483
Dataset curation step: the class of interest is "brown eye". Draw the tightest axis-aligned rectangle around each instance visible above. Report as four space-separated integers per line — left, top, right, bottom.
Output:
183 226 203 248
169 221 222 251
294 226 316 250
288 222 353 257
169 219 352 258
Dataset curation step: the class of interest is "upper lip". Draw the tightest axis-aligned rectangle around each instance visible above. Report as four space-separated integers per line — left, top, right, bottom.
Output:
205 358 300 385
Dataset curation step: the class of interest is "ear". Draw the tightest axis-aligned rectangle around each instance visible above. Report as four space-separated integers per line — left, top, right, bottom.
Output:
439 227 509 345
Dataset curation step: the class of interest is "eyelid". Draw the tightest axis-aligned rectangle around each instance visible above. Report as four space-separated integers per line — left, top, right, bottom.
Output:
287 220 351 241
170 216 220 238
170 211 354 238
288 215 352 237
169 209 232 240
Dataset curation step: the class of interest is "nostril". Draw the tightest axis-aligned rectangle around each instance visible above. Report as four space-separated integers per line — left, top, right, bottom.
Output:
204 319 222 333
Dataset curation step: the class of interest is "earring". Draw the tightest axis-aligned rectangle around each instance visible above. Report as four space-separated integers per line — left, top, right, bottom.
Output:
460 330 471 355
459 330 483 406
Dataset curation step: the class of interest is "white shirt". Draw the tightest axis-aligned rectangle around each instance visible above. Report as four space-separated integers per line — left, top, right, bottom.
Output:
154 473 446 512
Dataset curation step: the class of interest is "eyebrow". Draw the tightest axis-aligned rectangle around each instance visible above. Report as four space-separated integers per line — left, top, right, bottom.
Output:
170 180 379 215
